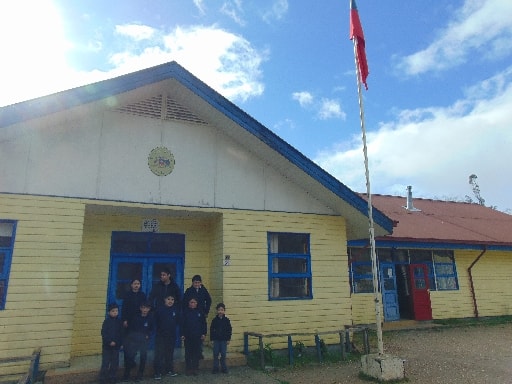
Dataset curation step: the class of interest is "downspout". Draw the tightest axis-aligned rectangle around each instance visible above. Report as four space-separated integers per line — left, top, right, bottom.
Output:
467 246 487 318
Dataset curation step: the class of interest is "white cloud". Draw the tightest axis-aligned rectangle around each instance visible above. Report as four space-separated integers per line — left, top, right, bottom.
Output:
273 118 296 132
315 66 512 211
221 1 246 26
115 24 156 41
161 25 267 102
262 0 289 23
292 91 313 107
0 21 267 106
292 92 345 121
397 0 512 75
193 0 206 15
0 0 72 106
318 98 346 120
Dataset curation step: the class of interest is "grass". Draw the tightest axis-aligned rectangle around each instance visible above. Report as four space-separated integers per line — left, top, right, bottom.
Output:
247 340 360 371
246 316 512 381
432 315 512 327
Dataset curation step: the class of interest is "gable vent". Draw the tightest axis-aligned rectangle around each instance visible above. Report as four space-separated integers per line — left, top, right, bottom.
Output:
114 95 207 125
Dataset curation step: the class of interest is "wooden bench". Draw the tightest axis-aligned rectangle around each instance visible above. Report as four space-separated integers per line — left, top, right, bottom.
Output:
0 347 41 384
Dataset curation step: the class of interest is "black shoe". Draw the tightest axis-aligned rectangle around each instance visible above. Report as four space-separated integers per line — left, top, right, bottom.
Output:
221 368 228 374
212 368 219 374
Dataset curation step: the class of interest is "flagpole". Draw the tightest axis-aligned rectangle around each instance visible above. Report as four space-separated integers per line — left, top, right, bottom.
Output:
352 37 384 356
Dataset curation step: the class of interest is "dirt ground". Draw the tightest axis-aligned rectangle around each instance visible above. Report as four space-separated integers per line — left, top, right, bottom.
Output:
111 323 512 384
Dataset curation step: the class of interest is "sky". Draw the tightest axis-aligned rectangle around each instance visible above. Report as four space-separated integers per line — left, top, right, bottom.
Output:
1 0 512 212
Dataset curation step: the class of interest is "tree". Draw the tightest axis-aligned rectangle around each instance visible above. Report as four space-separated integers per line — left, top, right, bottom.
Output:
465 174 485 206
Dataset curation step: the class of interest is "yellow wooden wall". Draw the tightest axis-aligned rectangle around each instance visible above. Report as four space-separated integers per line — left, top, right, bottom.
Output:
0 194 85 376
352 249 512 324
71 208 218 357
432 250 512 318
208 215 224 317
351 294 379 325
8 192 512 370
72 206 350 355
221 210 350 350
0 193 352 369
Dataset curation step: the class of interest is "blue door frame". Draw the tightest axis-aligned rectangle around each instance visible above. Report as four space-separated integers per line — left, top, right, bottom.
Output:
108 256 184 311
380 262 400 321
107 232 185 312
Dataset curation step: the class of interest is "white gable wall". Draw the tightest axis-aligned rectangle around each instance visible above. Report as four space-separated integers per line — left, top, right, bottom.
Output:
1 108 334 215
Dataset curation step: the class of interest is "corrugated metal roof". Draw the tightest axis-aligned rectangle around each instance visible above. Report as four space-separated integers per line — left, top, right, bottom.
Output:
361 194 512 249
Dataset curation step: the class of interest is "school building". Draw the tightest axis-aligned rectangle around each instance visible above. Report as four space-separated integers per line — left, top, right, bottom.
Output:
1 61 512 378
349 188 512 324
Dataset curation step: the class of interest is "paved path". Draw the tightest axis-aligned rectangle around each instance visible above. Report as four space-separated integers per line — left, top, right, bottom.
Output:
84 323 512 384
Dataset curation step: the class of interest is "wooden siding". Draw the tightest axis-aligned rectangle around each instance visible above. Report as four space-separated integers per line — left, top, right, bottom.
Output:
351 294 378 325
432 250 512 318
221 210 350 349
1 193 350 366
0 194 85 374
352 249 512 323
72 207 349 355
207 215 224 318
71 209 218 357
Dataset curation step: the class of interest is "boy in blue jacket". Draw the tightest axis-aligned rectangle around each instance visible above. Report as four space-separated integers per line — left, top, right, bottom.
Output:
210 303 232 374
153 294 180 379
100 303 123 384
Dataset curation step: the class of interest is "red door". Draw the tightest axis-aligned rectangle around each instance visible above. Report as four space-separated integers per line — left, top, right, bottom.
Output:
409 264 433 320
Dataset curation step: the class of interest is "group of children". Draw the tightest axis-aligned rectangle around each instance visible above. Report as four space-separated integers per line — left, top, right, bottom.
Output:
100 271 232 383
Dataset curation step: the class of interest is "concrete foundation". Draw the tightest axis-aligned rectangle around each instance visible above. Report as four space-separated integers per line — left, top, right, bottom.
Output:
360 353 405 382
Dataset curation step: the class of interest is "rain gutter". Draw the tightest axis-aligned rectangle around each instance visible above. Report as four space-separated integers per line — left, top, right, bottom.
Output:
467 246 487 318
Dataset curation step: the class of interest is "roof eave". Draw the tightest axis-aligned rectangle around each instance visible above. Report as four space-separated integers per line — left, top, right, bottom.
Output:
0 61 394 234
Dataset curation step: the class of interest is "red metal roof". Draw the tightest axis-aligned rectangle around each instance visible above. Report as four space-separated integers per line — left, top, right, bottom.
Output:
363 194 512 246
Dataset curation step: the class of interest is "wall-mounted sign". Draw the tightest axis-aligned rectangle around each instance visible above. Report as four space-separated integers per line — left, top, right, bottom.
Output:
148 147 175 176
142 218 159 232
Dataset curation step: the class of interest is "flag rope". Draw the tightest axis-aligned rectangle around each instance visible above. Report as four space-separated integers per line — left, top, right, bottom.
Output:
352 36 384 356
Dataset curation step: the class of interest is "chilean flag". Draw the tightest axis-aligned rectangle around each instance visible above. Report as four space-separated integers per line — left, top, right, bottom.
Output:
349 0 369 90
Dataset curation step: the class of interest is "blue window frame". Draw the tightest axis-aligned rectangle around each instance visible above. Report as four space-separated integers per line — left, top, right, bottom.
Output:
268 232 312 300
0 220 17 310
348 247 459 293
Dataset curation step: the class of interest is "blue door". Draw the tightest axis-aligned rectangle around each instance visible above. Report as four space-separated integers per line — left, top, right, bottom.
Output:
107 232 185 313
380 262 400 321
108 256 184 312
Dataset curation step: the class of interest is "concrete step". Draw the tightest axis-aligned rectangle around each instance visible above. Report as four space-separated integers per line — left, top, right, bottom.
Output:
382 320 439 331
44 347 246 384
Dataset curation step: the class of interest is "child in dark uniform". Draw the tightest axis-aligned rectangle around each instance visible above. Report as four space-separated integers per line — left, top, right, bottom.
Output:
210 303 232 374
181 297 207 376
153 294 180 379
100 303 123 384
123 301 154 381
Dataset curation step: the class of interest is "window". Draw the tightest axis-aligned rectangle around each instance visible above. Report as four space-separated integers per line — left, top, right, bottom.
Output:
348 247 459 293
349 248 374 293
0 220 16 310
268 232 312 300
433 250 459 290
